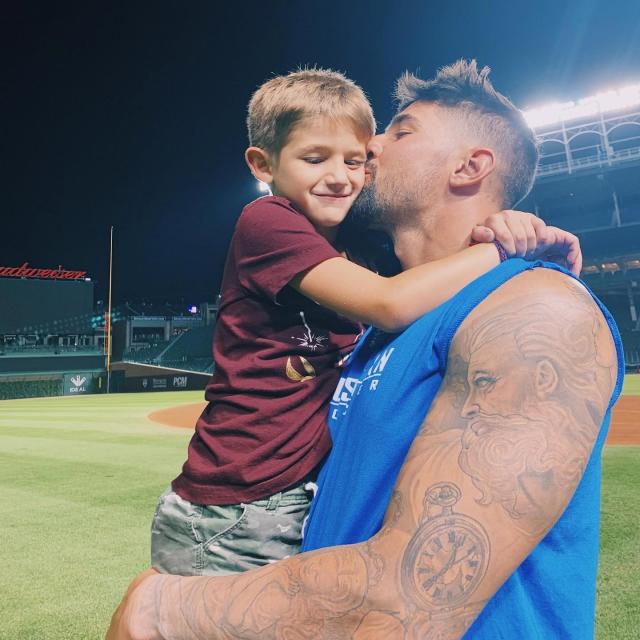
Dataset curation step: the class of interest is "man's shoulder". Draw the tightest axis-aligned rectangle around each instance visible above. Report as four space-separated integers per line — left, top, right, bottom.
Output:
480 264 596 317
452 264 619 400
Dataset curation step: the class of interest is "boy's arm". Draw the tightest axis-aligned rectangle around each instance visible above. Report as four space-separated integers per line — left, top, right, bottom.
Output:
291 243 500 332
290 212 581 332
107 269 616 640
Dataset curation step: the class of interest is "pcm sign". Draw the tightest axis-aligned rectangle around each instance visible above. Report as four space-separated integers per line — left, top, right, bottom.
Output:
173 376 188 388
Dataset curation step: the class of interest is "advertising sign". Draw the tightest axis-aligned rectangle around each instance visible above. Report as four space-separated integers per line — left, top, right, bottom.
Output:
0 262 87 281
63 373 97 395
125 373 207 392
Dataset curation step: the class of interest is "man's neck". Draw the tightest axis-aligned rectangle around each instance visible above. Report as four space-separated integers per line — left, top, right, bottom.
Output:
389 197 499 270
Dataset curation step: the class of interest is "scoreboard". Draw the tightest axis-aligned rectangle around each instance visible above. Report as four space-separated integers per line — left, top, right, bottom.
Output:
0 277 94 334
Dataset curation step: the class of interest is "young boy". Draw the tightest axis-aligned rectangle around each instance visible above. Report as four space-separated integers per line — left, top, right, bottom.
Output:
151 69 576 577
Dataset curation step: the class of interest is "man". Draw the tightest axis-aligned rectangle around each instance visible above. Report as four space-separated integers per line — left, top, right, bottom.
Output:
107 60 622 639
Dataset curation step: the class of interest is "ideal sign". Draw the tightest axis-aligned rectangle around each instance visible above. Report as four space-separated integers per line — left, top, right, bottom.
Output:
63 373 96 396
69 375 87 393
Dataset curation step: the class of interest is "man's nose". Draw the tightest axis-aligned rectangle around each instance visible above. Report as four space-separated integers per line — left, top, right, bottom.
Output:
366 136 384 160
461 394 479 419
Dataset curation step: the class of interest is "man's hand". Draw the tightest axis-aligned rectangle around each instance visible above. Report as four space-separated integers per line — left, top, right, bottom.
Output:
471 210 582 276
106 569 161 640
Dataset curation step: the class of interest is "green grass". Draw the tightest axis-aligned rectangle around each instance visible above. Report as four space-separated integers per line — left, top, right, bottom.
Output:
597 446 640 640
621 373 640 395
0 384 638 639
0 392 197 640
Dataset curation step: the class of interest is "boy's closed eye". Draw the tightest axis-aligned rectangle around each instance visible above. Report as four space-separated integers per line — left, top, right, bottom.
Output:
302 157 366 167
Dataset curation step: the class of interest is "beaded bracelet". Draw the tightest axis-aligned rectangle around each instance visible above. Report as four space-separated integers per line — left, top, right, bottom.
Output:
493 239 509 263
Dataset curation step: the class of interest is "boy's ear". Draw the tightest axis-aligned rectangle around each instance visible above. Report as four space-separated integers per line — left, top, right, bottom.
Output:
449 147 496 191
245 147 275 184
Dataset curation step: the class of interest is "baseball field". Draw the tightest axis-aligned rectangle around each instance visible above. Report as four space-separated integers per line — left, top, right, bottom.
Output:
1 377 639 639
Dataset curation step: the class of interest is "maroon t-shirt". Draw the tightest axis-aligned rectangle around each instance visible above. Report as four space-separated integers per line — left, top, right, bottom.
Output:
172 196 362 505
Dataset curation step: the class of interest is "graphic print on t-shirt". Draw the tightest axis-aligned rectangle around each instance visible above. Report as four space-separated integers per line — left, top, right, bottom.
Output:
286 356 316 382
290 311 328 351
282 312 328 383
330 345 395 419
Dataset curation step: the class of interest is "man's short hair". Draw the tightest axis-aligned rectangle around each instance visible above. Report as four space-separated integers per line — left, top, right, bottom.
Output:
395 60 538 208
247 68 375 156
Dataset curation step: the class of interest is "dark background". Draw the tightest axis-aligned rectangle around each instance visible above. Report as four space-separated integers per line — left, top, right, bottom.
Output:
3 0 640 305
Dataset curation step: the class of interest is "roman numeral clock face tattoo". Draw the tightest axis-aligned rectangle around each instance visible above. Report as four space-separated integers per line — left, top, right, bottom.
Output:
401 482 489 609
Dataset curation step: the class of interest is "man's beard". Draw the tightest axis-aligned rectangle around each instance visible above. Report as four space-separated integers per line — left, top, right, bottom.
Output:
344 172 387 232
346 160 442 234
458 408 587 520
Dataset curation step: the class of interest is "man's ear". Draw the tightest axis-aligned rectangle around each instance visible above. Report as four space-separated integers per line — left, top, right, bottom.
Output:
245 147 275 184
534 359 559 399
450 147 496 191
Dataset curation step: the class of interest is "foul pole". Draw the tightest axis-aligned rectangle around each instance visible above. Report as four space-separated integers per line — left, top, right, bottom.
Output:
106 226 114 393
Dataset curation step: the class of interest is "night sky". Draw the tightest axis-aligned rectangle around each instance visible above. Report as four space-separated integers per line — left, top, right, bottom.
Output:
4 1 640 306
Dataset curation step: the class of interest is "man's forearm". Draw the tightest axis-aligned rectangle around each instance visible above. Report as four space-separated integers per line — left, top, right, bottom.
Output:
138 544 386 640
130 493 485 640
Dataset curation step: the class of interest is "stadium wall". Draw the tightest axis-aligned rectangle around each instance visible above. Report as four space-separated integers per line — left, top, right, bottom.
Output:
111 362 209 393
0 370 107 400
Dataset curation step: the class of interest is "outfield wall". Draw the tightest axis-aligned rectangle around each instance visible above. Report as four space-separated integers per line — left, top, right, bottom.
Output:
0 370 106 400
112 361 209 393
0 376 62 399
0 360 210 399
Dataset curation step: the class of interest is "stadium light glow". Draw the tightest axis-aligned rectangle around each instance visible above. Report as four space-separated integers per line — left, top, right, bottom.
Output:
257 180 271 194
523 83 640 129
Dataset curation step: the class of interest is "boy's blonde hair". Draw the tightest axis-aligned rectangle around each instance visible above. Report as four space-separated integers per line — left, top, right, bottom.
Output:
247 68 375 155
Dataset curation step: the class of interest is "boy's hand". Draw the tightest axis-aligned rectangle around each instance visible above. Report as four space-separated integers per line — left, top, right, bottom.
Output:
472 210 545 257
534 225 583 276
471 210 582 276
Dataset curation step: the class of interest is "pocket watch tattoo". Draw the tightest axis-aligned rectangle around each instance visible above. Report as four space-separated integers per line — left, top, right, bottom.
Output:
401 482 489 610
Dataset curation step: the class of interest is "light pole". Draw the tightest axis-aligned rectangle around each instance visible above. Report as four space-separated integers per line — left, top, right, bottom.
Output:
106 226 114 393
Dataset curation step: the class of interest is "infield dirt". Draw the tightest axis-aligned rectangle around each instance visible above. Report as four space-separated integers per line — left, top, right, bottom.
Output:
148 398 640 445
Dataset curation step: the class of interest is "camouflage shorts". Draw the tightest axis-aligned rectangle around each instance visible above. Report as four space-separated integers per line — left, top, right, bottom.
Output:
150 481 314 576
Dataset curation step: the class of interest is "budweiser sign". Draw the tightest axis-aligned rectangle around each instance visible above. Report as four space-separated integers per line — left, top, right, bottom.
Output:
0 262 87 280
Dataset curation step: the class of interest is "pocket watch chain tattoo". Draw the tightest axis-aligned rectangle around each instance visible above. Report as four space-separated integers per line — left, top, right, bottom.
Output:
113 271 617 640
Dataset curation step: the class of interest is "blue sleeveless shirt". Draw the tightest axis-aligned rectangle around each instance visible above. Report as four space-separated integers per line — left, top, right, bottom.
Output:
302 259 624 639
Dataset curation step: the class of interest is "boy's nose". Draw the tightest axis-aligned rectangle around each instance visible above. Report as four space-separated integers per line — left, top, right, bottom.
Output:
325 163 349 187
366 136 384 160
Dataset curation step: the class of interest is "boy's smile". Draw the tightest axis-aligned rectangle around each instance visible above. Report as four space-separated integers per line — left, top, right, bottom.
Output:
267 117 368 242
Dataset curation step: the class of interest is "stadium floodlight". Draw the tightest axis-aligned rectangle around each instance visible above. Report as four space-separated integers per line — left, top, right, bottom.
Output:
257 180 271 194
523 83 640 128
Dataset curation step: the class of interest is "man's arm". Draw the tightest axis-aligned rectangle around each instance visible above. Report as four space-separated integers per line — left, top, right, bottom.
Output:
107 269 617 640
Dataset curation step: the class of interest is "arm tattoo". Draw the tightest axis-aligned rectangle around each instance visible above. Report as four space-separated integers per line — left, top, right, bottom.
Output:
442 281 614 536
401 482 489 611
154 273 617 640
